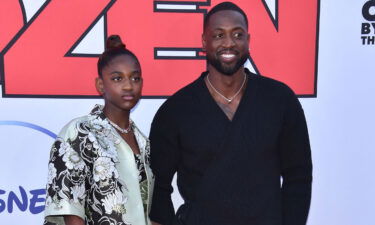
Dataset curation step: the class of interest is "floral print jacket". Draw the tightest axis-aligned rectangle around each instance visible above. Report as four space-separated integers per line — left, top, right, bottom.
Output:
44 105 154 225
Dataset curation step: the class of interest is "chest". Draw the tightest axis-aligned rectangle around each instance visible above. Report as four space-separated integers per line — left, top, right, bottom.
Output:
120 133 141 155
177 98 285 161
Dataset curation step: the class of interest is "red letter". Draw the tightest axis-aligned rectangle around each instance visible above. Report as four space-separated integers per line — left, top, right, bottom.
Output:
3 0 111 96
3 0 319 96
106 0 207 96
225 0 319 95
0 1 24 84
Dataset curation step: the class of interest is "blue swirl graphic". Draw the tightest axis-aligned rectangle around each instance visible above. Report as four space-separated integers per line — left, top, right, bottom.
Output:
0 120 57 139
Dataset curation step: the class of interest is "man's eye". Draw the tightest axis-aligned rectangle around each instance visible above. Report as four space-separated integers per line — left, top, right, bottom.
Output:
234 32 243 38
131 76 142 82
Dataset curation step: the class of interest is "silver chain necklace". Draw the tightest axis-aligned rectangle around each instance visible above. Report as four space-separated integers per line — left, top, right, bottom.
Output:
206 73 247 103
107 119 132 134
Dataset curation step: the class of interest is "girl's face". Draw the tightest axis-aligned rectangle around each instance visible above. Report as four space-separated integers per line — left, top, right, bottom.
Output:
96 54 142 112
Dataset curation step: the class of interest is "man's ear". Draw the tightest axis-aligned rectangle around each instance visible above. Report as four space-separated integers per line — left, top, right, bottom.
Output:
95 77 104 95
247 33 251 48
202 33 207 52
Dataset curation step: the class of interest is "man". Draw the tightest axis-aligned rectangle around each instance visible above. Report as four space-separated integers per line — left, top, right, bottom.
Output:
149 2 312 225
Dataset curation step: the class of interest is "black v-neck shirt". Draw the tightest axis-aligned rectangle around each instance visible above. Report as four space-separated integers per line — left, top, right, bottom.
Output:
149 69 312 225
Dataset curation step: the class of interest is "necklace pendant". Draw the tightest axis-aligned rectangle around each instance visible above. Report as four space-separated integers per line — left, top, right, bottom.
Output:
206 73 247 105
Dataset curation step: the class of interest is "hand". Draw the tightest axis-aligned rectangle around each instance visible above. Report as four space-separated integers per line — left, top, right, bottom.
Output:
151 221 162 225
64 215 85 225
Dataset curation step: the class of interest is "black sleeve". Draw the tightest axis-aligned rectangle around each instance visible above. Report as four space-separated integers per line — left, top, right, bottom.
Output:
279 92 313 225
149 104 180 225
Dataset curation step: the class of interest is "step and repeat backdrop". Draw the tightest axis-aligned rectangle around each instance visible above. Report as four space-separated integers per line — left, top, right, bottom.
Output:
0 0 374 224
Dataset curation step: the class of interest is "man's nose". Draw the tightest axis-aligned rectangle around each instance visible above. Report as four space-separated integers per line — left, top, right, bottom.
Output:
222 35 235 48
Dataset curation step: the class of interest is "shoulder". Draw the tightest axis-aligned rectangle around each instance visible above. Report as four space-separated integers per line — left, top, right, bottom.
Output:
250 73 297 104
57 116 88 140
167 76 202 103
155 74 203 119
57 110 107 142
150 74 204 134
255 74 295 95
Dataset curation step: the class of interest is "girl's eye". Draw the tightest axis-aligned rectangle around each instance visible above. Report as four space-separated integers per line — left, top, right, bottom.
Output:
213 33 223 39
112 76 122 82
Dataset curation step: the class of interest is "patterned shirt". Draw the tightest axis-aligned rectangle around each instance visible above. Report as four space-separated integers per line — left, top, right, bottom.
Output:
44 105 154 225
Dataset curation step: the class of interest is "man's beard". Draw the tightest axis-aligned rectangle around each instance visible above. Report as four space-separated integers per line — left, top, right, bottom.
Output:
207 51 249 76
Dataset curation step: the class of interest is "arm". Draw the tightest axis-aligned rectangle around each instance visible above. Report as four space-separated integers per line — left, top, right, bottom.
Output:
149 105 180 225
279 93 313 225
151 221 162 225
44 125 88 224
64 215 85 225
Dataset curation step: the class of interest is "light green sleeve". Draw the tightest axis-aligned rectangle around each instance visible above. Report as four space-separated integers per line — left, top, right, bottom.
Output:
44 118 87 224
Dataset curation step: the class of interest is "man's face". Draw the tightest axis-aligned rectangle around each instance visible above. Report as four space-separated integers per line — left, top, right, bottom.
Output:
202 10 250 76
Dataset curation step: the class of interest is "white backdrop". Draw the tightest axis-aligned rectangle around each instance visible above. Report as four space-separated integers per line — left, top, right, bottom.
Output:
1 0 375 225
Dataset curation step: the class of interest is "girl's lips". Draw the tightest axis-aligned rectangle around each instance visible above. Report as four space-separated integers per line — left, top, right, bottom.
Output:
122 95 134 100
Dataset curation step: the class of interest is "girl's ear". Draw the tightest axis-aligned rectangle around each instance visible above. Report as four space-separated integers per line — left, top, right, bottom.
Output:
95 77 104 95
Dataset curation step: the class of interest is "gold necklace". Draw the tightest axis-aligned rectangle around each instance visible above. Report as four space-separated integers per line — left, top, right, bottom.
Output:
206 73 247 103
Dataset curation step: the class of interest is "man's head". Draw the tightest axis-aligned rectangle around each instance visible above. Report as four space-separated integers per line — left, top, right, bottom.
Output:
203 2 248 32
202 2 250 76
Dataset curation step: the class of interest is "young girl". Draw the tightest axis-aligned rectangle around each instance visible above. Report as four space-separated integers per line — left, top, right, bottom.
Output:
44 35 154 225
